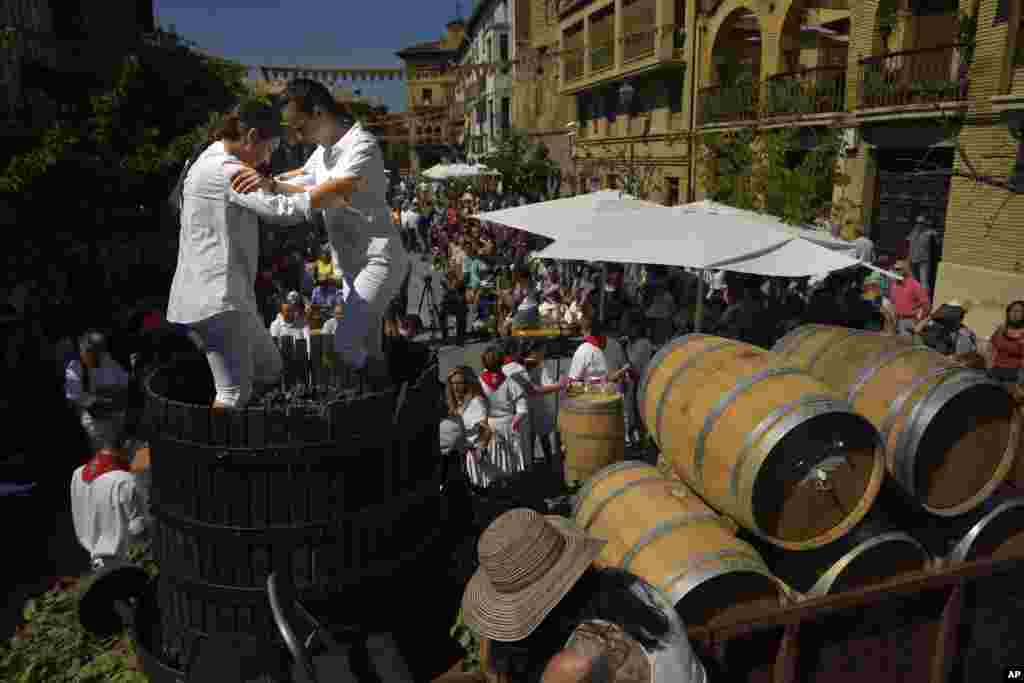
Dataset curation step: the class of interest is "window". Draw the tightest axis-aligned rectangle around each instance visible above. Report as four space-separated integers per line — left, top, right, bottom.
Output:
607 174 620 189
995 0 1010 22
422 89 433 105
501 96 511 129
500 33 510 62
668 71 684 113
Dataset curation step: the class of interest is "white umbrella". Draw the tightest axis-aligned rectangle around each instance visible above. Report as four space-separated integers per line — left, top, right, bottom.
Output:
472 190 665 240
422 163 500 180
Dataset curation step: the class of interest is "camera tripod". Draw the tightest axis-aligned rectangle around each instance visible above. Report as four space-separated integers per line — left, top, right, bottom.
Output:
417 273 443 340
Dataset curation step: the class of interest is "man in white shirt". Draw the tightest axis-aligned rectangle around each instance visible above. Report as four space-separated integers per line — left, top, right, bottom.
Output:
70 445 149 570
236 79 410 380
400 201 422 253
65 330 134 450
850 225 875 264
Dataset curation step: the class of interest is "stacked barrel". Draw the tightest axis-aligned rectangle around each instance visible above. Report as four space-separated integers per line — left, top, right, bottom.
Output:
570 329 1024 631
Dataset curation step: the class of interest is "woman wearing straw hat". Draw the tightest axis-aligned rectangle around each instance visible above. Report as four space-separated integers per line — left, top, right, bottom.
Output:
463 509 707 683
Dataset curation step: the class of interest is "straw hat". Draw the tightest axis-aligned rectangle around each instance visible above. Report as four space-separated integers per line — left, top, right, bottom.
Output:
462 509 606 642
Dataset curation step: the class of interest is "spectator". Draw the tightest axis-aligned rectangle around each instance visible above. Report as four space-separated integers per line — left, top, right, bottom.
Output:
70 444 150 570
321 303 344 335
915 300 977 356
311 276 343 309
889 259 930 337
269 294 311 343
989 300 1024 385
401 201 422 253
65 330 134 451
441 266 469 346
446 365 491 468
622 312 653 446
464 510 706 683
315 244 335 285
851 225 875 264
907 215 939 292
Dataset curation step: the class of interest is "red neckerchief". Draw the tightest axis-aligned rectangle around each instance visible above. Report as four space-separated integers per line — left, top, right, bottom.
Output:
584 335 607 350
480 370 505 392
502 355 518 366
82 450 130 483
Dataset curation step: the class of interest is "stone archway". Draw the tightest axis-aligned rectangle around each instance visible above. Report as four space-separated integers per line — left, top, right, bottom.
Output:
704 4 765 88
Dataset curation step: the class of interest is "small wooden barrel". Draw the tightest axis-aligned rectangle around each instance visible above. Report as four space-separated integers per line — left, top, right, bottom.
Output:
774 325 1020 516
639 334 884 550
574 461 788 628
558 392 626 485
745 510 932 599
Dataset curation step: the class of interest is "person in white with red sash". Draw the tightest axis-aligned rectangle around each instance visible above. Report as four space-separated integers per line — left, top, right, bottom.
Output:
467 346 529 488
567 315 630 388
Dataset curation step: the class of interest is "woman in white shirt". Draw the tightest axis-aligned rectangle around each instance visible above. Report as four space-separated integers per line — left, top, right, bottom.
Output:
470 346 530 488
167 101 347 409
446 366 490 482
568 315 629 387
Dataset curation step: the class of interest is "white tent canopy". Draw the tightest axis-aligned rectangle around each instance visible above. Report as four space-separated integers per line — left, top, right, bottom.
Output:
422 163 501 180
480 193 897 279
682 201 857 254
472 190 666 241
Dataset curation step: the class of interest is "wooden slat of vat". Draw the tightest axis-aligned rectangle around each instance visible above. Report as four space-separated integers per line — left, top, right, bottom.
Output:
295 338 310 387
773 624 800 683
309 334 322 389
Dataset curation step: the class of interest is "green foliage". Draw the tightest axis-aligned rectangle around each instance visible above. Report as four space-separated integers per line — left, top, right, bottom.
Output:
703 128 842 226
877 0 899 37
958 11 978 67
450 608 482 672
0 28 249 209
0 543 155 683
479 129 561 198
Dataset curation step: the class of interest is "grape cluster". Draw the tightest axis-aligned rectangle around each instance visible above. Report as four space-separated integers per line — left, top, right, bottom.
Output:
251 383 353 414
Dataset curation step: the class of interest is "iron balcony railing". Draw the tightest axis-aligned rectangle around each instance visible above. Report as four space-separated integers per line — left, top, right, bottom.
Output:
765 65 847 116
858 44 968 109
590 40 614 72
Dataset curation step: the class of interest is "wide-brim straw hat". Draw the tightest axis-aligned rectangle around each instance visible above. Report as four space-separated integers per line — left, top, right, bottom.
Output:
462 509 606 642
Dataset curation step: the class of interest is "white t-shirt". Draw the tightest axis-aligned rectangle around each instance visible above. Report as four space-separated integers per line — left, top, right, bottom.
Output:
70 467 149 566
269 314 312 342
480 374 528 421
303 123 404 278
569 341 609 383
460 396 488 447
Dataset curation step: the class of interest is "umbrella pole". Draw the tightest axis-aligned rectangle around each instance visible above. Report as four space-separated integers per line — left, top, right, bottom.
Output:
694 272 706 333
600 263 608 323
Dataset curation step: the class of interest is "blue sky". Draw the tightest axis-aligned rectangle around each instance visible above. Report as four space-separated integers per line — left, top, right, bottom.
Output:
155 0 468 112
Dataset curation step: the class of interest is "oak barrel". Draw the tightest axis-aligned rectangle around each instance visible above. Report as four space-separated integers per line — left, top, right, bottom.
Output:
140 359 448 674
639 334 884 550
558 392 626 485
774 325 1020 516
743 509 932 599
574 461 788 628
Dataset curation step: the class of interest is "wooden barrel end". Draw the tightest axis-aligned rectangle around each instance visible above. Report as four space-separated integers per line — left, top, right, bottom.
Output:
804 533 931 598
950 499 1024 564
671 564 788 630
905 378 1020 517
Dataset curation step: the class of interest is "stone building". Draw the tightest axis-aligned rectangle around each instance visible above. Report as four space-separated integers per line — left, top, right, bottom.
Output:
396 21 467 172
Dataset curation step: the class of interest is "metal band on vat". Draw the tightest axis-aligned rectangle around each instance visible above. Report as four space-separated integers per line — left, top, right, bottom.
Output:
620 512 720 572
948 498 1024 564
847 345 932 404
877 366 962 447
806 532 930 598
661 548 780 606
573 460 653 520
652 340 736 449
804 329 867 374
693 367 804 484
576 475 666 531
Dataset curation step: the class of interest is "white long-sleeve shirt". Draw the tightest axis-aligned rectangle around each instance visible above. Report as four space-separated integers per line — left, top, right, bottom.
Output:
70 467 149 566
568 341 610 383
167 141 313 325
480 375 528 422
459 396 488 447
269 314 312 342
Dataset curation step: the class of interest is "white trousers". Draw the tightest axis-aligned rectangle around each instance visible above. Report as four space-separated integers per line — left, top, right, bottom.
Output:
335 239 410 369
189 309 283 407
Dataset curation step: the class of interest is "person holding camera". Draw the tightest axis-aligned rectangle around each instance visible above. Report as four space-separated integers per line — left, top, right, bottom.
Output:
65 330 135 452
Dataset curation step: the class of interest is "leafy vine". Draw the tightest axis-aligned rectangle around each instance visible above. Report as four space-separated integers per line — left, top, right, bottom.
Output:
698 127 845 227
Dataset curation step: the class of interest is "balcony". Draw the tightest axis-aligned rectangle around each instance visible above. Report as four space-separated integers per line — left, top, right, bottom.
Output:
565 54 584 82
590 41 614 73
623 29 655 63
764 65 847 118
698 82 759 126
857 44 968 112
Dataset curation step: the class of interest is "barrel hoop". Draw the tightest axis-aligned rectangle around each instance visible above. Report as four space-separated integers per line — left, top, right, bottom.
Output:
572 461 657 520
576 476 666 531
771 325 820 356
560 400 623 416
639 334 710 426
948 499 1024 564
694 367 806 485
894 371 982 496
878 366 963 447
660 549 776 604
728 394 840 503
804 329 867 374
806 532 928 598
620 512 721 572
847 345 932 404
653 340 737 449
151 477 440 543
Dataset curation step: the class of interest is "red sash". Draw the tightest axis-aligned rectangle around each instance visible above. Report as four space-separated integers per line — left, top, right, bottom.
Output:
480 370 505 392
584 335 607 350
82 450 131 483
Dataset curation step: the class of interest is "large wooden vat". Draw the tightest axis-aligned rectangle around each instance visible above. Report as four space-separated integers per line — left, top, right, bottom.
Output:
639 334 884 550
574 461 788 628
744 509 932 599
140 361 452 677
558 392 626 485
774 325 1020 516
